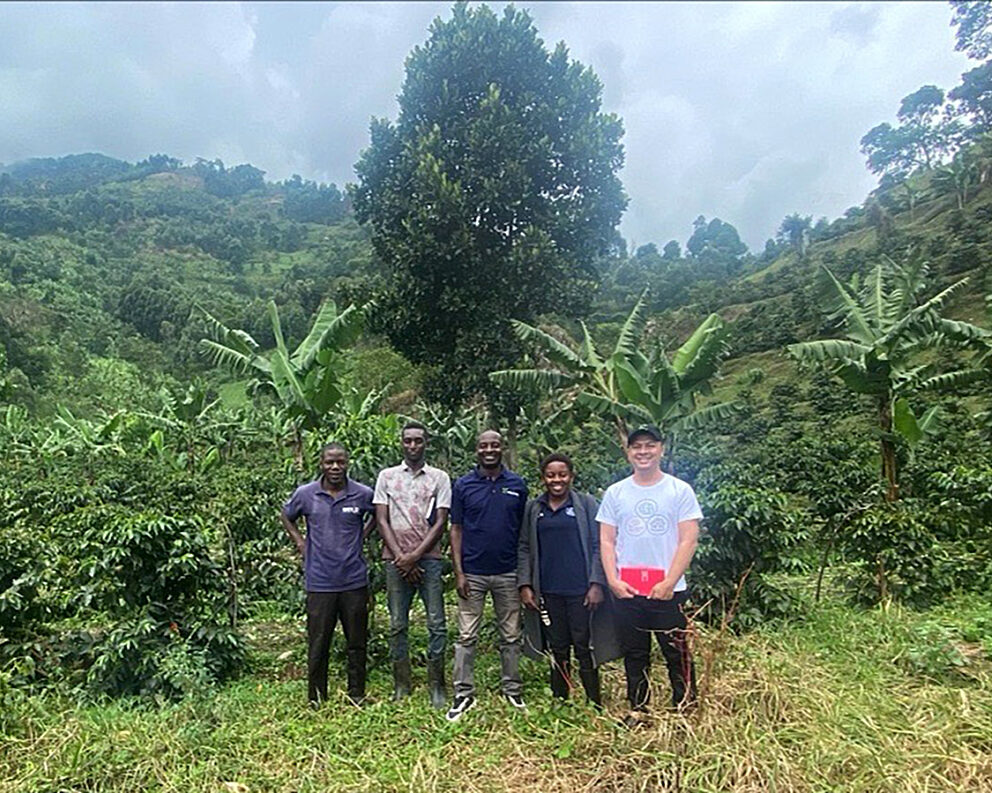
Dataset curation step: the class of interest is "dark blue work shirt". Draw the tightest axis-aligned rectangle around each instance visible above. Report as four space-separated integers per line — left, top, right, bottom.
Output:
451 466 528 575
283 477 374 592
537 492 588 596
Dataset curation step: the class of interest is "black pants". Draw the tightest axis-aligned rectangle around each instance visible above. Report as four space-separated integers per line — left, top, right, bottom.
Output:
306 588 368 704
615 592 696 710
543 593 597 702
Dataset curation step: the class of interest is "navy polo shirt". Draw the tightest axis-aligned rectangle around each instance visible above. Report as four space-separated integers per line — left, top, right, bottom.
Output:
451 466 528 576
283 477 374 592
537 493 588 596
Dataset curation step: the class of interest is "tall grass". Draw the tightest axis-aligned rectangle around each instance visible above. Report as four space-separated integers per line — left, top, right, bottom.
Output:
2 593 990 792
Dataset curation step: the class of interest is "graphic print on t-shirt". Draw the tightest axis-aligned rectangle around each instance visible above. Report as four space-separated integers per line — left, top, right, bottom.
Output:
594 474 703 593
628 498 676 537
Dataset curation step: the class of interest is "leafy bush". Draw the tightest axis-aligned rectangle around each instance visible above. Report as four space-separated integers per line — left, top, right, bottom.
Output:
897 623 967 680
54 506 243 697
691 472 810 627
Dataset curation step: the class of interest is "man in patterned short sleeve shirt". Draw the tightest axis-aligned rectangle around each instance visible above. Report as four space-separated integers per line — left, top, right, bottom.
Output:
373 421 452 708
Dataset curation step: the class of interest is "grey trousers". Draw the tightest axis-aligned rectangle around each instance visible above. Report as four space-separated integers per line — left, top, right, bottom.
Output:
452 572 522 698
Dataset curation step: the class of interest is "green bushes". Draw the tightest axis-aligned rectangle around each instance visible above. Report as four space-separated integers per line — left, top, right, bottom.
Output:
692 474 810 627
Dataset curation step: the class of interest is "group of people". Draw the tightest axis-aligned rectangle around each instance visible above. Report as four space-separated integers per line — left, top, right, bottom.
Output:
280 420 702 723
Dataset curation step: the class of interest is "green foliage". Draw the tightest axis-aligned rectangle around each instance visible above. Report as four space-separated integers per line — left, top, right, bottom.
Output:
898 623 967 680
493 295 736 449
353 2 626 408
691 469 810 627
951 0 992 60
200 299 366 463
788 253 990 499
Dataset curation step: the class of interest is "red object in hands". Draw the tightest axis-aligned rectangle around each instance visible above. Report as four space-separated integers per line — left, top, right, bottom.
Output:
619 566 665 596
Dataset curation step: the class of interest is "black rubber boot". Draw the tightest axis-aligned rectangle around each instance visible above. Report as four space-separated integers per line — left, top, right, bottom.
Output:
427 656 447 709
393 658 412 701
579 668 602 709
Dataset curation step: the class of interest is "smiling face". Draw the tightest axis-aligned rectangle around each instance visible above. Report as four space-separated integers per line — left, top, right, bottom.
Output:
625 435 664 474
475 430 503 471
319 446 349 488
541 460 573 500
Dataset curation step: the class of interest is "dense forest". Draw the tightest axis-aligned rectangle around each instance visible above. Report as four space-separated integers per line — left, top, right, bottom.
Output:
2 2 992 791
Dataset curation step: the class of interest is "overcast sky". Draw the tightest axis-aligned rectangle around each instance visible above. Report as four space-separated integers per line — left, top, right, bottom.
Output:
0 1 975 249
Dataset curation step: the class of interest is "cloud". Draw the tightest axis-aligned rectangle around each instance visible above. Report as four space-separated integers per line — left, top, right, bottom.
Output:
0 1 974 249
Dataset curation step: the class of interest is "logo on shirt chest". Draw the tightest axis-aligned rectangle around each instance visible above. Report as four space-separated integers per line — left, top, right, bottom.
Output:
501 488 520 497
565 506 575 517
627 499 673 537
340 506 361 514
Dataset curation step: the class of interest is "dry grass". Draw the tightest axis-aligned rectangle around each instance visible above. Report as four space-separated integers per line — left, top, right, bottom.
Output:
2 596 991 793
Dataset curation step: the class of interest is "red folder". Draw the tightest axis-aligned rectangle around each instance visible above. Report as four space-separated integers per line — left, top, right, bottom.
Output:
619 566 666 596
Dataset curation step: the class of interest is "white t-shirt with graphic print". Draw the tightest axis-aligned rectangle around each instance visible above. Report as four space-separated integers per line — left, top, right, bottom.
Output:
595 473 703 592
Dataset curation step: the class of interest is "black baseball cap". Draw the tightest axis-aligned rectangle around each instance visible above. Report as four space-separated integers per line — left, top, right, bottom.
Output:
626 425 663 444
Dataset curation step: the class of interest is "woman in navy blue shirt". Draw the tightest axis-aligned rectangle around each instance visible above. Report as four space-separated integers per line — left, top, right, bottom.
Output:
518 453 620 706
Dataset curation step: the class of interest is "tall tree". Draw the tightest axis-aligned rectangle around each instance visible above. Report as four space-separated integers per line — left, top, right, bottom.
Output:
353 2 626 409
788 255 989 502
861 86 959 179
949 61 992 132
686 216 748 276
777 214 813 258
951 0 992 60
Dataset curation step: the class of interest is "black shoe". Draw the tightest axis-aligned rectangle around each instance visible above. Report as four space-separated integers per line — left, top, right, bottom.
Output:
445 695 477 722
504 693 527 711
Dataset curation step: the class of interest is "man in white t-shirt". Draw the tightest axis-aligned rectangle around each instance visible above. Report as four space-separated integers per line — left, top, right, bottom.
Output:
596 425 702 714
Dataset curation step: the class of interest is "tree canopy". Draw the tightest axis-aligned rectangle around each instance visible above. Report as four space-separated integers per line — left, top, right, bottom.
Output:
352 2 626 408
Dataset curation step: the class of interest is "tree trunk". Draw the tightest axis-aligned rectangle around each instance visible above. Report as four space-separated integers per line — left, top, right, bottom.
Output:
879 396 898 502
505 411 518 471
292 426 305 475
613 415 629 449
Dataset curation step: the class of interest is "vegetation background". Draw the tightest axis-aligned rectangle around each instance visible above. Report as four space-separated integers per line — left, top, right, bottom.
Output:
2 2 992 790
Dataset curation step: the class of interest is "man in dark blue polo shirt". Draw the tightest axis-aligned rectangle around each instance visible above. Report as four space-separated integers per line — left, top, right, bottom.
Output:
280 442 374 706
446 429 528 722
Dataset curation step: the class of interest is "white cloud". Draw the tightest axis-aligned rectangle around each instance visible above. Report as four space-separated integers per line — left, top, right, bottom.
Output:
0 1 974 248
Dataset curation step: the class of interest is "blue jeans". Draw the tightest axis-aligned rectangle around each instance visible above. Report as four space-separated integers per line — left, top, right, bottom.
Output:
385 558 447 662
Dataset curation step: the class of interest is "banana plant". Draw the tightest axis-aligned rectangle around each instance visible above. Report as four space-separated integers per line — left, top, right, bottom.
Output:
788 255 990 501
199 299 365 468
491 292 736 453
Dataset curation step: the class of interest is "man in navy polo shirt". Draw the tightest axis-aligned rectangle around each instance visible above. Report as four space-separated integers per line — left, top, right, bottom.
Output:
280 442 374 706
446 429 528 721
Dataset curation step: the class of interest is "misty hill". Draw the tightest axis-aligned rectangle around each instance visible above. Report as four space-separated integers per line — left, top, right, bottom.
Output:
0 148 989 419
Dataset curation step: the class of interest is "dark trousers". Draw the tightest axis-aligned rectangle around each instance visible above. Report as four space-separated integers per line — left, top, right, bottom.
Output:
615 592 696 710
306 587 368 704
543 593 598 703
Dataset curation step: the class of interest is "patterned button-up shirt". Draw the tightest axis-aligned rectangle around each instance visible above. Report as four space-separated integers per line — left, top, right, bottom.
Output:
373 463 452 559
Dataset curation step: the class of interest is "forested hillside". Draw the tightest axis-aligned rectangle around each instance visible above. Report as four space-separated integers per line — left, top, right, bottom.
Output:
3 3 992 792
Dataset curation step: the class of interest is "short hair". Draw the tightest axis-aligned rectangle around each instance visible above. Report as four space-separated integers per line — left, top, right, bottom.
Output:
402 420 428 438
476 429 502 444
540 452 574 473
319 442 347 457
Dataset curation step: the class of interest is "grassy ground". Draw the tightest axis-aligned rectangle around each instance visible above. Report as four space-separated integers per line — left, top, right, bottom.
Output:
2 591 991 793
